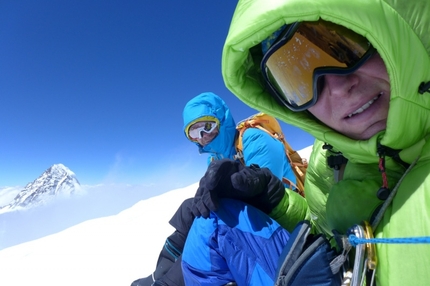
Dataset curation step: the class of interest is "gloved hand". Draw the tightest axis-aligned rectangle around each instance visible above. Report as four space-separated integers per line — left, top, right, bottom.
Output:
191 159 242 217
231 164 286 214
191 159 286 217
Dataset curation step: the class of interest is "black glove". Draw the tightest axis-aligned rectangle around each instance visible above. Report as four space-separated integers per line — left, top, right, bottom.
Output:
191 159 286 217
191 159 242 217
231 164 286 214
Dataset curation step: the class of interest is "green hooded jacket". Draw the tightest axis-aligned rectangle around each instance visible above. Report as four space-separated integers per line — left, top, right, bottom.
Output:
222 0 430 285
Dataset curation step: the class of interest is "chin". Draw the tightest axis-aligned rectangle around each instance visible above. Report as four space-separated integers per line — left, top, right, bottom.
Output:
352 125 387 140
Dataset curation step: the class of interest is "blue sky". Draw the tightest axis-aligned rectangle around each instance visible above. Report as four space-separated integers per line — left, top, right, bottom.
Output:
0 1 314 193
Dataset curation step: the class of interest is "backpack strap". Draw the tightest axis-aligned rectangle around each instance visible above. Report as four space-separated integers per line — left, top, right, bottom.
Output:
234 119 306 197
275 220 345 286
234 118 264 160
284 178 305 198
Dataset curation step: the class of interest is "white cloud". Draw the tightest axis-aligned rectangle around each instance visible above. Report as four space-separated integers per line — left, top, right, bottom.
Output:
0 186 22 206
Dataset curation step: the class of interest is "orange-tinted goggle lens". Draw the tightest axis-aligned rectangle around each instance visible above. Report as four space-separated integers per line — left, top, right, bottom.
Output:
262 20 374 111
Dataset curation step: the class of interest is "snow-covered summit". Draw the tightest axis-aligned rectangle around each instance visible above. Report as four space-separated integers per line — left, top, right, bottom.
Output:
0 164 81 214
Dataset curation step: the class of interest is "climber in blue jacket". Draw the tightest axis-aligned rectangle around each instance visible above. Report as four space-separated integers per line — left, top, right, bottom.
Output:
131 92 303 286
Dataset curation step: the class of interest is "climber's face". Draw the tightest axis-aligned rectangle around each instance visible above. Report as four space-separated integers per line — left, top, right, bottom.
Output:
261 20 390 139
308 52 390 140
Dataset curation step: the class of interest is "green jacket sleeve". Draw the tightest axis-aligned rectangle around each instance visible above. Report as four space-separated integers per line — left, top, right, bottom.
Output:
269 189 309 233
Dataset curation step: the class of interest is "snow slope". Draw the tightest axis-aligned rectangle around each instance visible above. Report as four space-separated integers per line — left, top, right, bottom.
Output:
0 146 313 286
0 183 197 286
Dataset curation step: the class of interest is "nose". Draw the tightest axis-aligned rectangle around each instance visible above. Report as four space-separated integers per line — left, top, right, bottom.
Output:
200 131 209 139
321 73 358 97
200 131 214 143
198 132 214 146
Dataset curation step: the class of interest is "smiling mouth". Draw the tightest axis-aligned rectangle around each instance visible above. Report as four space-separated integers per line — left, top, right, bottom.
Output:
347 92 383 118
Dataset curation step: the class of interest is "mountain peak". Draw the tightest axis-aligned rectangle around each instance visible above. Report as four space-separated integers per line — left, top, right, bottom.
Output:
0 164 81 213
47 163 76 178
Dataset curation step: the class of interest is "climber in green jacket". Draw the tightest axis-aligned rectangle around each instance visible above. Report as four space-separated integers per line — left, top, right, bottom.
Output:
218 0 430 285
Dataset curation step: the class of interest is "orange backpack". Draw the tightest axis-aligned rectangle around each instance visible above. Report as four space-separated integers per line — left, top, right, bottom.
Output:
234 113 307 197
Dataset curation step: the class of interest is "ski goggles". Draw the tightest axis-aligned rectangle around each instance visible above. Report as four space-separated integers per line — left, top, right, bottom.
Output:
187 120 218 142
261 19 375 112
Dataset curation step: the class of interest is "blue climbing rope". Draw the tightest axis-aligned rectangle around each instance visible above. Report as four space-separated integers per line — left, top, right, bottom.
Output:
349 235 430 247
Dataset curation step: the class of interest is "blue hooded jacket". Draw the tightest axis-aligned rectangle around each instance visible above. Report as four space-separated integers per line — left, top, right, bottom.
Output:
183 92 237 162
183 92 296 185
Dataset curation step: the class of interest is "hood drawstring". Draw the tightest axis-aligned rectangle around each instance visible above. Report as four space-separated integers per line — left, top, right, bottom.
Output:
376 148 390 200
323 143 348 183
371 156 420 229
324 142 410 201
376 143 410 200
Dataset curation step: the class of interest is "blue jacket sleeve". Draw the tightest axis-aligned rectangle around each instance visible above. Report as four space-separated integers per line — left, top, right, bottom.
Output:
242 128 285 181
242 127 297 189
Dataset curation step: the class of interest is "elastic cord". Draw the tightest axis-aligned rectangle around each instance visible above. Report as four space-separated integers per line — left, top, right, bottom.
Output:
349 235 430 247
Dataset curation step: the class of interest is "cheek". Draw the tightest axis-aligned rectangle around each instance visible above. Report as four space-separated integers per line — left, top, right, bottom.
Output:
366 54 389 81
308 105 319 117
308 100 330 124
208 130 219 140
